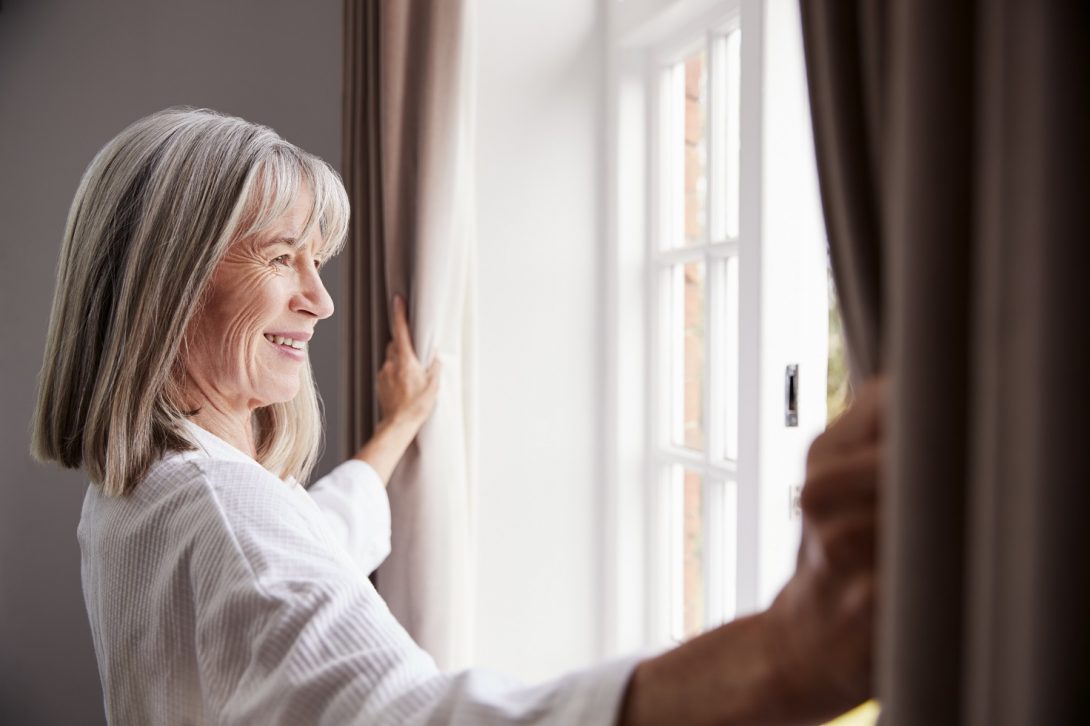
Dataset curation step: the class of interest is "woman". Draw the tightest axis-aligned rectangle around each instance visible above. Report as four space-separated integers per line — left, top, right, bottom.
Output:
32 108 883 725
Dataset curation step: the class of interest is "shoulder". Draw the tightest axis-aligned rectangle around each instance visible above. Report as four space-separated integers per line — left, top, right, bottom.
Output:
118 454 335 580
163 457 355 586
133 454 292 522
144 451 299 512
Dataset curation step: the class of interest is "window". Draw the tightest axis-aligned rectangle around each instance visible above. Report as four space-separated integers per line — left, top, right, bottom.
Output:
605 0 830 654
652 29 744 641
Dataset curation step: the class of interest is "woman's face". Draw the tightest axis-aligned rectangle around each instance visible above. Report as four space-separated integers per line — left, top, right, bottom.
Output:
183 189 334 413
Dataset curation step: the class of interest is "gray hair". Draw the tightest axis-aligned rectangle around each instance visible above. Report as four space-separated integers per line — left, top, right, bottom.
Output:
31 107 350 496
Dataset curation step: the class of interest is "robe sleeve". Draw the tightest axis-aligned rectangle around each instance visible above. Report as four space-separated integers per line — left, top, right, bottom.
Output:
306 459 392 574
189 460 639 726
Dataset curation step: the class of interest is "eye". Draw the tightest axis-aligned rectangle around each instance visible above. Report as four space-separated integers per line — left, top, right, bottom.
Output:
271 254 291 267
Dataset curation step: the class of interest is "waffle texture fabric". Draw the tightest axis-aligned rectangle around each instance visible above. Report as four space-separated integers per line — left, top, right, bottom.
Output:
78 420 639 724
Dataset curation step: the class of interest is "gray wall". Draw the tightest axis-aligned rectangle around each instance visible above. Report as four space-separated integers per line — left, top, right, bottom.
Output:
0 1 344 722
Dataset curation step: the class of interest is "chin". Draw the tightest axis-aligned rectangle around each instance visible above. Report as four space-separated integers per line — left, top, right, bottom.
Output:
270 389 301 406
256 382 302 407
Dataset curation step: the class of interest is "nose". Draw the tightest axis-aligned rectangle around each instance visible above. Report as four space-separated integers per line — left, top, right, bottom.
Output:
292 263 335 320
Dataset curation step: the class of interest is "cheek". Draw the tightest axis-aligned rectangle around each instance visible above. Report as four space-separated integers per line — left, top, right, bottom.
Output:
222 305 265 372
198 268 282 377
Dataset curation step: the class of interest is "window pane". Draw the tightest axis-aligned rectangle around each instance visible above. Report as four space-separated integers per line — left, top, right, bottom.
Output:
709 31 741 242
722 256 739 460
670 261 705 450
721 479 738 622
678 50 706 248
705 478 738 625
724 30 741 239
670 466 705 640
661 65 682 250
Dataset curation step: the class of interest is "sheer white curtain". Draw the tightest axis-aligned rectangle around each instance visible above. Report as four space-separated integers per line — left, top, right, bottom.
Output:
342 0 477 670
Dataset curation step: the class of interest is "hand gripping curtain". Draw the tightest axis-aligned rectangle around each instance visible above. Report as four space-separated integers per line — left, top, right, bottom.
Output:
801 0 1088 723
342 0 477 670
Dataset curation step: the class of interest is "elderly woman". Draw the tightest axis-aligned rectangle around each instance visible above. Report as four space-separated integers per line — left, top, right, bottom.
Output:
32 108 883 725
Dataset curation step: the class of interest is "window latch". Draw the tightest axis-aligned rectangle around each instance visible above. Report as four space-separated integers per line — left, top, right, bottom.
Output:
785 364 799 427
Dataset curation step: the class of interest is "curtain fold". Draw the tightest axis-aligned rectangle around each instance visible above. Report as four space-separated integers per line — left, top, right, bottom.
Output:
343 0 477 670
799 1 885 378
800 0 1088 723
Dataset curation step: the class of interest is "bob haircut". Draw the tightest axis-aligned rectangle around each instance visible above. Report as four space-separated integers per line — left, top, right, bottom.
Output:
31 107 350 496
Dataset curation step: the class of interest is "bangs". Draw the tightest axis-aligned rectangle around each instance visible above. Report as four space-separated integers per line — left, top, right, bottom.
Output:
233 145 350 260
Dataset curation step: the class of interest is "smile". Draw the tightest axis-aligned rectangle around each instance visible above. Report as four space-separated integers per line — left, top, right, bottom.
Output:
264 334 307 350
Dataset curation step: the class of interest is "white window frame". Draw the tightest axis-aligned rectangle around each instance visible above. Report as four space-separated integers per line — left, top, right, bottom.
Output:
648 16 751 645
604 0 831 659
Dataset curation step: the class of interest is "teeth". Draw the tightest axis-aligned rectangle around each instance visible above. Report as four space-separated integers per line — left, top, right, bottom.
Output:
265 334 307 350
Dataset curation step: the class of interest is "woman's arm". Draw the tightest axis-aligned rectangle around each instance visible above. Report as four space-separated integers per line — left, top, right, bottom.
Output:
620 378 885 725
306 459 392 574
307 296 435 573
192 460 640 725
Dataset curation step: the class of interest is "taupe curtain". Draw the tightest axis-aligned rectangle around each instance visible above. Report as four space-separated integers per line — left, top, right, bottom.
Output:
801 0 1088 723
342 0 477 670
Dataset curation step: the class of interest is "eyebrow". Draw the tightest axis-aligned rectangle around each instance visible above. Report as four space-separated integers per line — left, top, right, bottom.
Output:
260 235 304 250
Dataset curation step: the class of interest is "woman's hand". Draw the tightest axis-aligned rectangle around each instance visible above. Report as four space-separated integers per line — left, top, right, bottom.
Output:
760 376 884 720
376 294 441 429
354 295 442 485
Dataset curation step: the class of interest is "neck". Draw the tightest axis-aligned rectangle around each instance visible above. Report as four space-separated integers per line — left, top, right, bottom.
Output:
189 407 256 458
180 375 257 457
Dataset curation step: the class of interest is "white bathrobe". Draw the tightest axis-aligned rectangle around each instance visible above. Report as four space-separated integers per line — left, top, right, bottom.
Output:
77 421 638 725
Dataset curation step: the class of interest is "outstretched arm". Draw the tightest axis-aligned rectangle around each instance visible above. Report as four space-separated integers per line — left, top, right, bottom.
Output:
620 378 885 725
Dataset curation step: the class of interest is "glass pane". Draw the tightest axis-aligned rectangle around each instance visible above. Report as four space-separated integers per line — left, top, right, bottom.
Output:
709 40 725 240
724 30 741 239
723 256 739 460
721 479 738 623
670 466 705 641
704 478 739 625
680 50 707 247
697 475 741 627
661 65 682 251
670 261 705 450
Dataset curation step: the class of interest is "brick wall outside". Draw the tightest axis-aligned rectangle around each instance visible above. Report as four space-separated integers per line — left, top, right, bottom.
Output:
681 51 707 639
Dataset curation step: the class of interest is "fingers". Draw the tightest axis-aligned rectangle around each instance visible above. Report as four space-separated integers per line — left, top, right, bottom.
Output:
801 444 881 519
765 377 885 718
389 294 417 360
811 376 887 459
801 437 882 580
812 510 877 572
